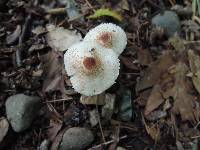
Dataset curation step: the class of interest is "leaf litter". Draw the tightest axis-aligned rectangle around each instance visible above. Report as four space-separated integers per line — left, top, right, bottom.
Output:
1 0 200 149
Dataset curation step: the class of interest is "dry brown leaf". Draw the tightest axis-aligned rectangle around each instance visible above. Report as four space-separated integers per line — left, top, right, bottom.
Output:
50 128 66 150
188 49 200 94
136 51 175 92
144 84 164 116
137 48 153 66
142 115 160 141
161 62 199 122
145 110 167 121
136 89 151 106
6 25 21 45
116 0 129 11
46 24 82 52
47 119 63 141
42 50 66 93
120 56 138 70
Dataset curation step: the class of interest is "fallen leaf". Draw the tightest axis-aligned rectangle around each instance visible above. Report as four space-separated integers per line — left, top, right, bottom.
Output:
168 36 186 53
188 49 200 94
46 24 82 52
142 115 160 141
88 8 123 21
136 51 175 92
0 117 9 143
116 0 129 11
50 128 66 150
120 56 138 70
137 48 153 66
47 119 63 141
145 110 167 121
42 50 66 93
161 62 199 122
136 89 151 106
32 26 46 35
144 84 164 116
6 25 21 45
28 44 45 53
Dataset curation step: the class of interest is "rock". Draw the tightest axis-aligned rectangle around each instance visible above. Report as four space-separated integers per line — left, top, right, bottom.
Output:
101 94 116 120
117 146 126 150
39 139 50 150
151 11 181 37
59 127 94 150
118 90 132 121
6 94 41 132
89 109 98 127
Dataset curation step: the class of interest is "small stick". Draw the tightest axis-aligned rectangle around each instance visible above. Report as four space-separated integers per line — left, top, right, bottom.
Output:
85 0 95 12
43 98 73 103
190 135 200 139
47 8 66 15
16 14 32 67
193 15 200 25
96 103 106 143
88 135 127 150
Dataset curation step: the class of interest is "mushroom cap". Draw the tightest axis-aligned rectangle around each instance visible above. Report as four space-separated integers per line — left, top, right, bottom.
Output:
64 41 120 96
83 23 127 56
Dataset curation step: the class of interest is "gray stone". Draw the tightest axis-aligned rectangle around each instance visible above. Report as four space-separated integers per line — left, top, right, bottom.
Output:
59 127 94 150
152 11 181 37
118 90 132 121
6 94 41 132
39 139 50 150
102 94 116 120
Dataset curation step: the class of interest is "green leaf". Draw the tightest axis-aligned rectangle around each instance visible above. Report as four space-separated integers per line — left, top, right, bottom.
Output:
88 8 123 21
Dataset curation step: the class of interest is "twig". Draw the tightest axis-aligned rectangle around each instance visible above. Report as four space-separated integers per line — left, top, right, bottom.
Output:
88 135 127 150
194 121 200 129
85 0 95 12
96 103 106 143
16 14 32 67
190 135 200 139
47 8 66 15
193 15 200 25
43 98 73 103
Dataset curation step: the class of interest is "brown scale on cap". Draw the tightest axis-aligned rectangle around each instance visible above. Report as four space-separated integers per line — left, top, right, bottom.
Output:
97 32 112 48
83 57 97 70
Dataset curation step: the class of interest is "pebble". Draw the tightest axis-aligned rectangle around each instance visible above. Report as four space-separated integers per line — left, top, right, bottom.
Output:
101 94 116 120
151 11 181 37
6 94 41 132
39 139 50 150
59 127 94 150
118 90 132 121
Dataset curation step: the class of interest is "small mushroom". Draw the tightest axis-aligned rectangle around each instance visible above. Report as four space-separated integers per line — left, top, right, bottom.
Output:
84 23 127 56
64 41 120 96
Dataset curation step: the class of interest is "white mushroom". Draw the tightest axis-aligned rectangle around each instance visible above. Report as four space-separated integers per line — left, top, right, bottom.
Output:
84 23 127 56
64 41 120 96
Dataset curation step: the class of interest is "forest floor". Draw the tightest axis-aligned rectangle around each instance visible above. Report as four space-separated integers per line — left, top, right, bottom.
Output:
0 0 200 150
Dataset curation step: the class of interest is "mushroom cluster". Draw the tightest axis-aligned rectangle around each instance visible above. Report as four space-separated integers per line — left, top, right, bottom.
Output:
64 23 127 96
